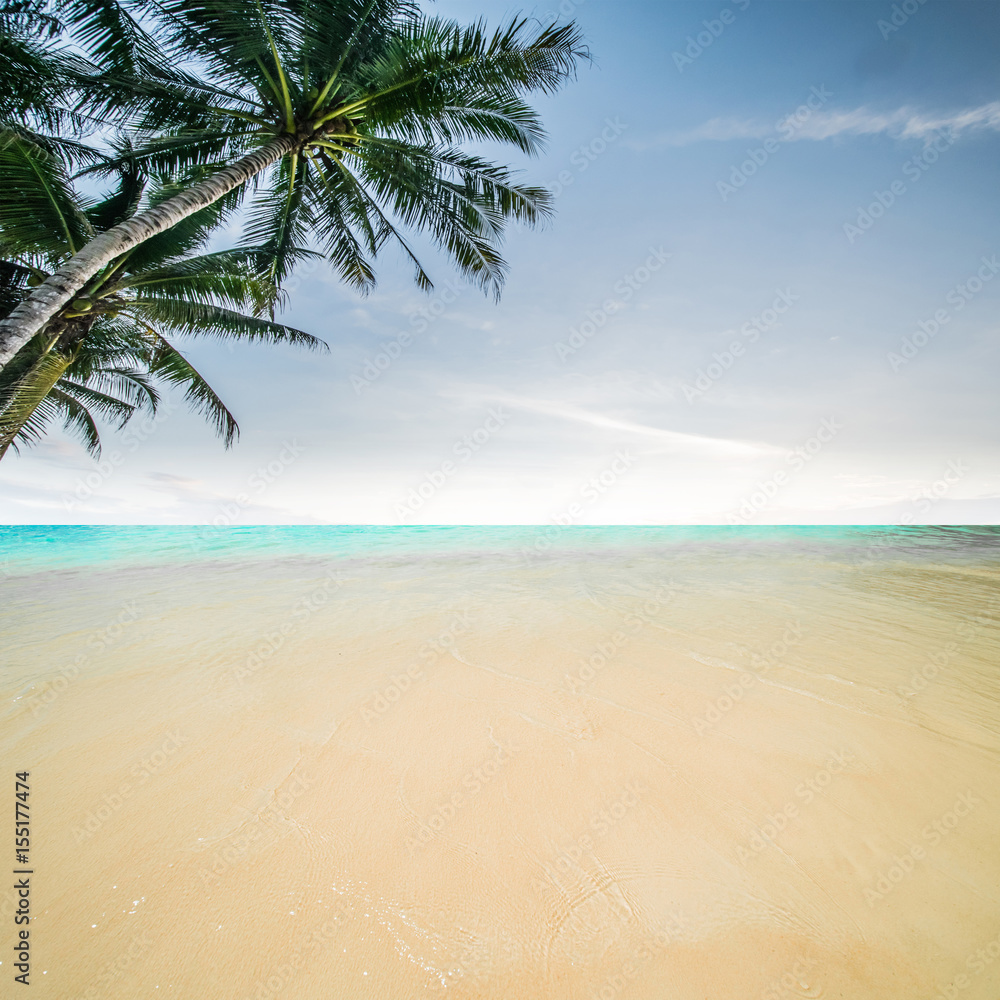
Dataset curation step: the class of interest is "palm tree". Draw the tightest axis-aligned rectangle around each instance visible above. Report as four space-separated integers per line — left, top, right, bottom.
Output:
1 1 65 123
1 0 185 166
0 0 587 368
0 140 324 461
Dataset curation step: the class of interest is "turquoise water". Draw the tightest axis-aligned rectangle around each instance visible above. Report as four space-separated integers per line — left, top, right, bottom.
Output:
2 524 999 576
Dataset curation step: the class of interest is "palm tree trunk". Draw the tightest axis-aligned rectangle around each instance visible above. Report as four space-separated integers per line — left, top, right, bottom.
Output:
0 133 299 372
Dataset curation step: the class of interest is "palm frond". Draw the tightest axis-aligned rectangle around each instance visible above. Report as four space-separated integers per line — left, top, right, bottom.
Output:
55 376 145 425
3 392 72 456
128 296 328 350
296 0 418 90
115 248 281 313
303 157 379 291
61 0 165 77
305 147 427 291
144 328 239 445
0 260 35 320
46 385 104 456
3 123 111 170
346 16 588 125
60 366 159 412
0 130 94 259
75 128 256 180
242 151 314 288
0 347 75 447
151 0 291 84
85 160 146 231
350 140 509 295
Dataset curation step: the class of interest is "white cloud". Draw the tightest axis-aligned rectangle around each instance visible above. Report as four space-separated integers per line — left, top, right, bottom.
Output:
482 392 783 458
640 101 1000 148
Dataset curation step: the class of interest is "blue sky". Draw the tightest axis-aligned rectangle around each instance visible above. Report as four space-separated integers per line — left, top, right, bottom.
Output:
3 0 999 524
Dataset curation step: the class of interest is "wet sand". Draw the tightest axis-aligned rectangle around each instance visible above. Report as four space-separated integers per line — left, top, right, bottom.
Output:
2 527 999 999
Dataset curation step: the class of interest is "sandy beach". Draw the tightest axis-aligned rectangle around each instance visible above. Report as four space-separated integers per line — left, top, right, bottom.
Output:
2 526 999 999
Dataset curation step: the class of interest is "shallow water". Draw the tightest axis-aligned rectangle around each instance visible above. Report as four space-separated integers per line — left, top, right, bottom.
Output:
2 526 999 999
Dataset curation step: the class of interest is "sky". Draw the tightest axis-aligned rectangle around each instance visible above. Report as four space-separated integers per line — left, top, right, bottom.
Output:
2 0 1000 525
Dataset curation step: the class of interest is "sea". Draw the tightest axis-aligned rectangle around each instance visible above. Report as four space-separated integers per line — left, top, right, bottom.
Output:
2 525 999 999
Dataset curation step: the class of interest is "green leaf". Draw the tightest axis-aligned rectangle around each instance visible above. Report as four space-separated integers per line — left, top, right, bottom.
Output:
144 329 239 446
0 130 93 259
128 296 328 351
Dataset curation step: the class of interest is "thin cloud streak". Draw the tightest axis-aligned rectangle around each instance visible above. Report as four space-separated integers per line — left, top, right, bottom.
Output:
484 392 784 458
639 100 1000 148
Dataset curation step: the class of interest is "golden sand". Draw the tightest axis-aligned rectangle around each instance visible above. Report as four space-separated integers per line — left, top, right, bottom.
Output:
3 541 999 999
